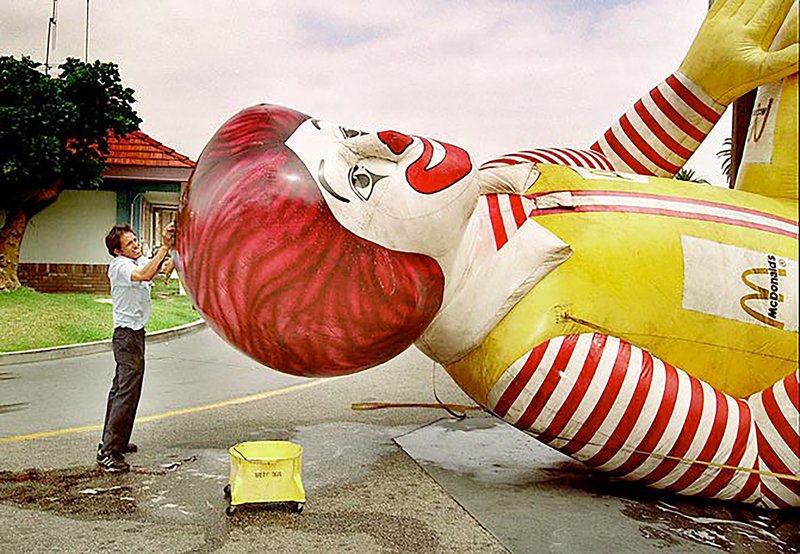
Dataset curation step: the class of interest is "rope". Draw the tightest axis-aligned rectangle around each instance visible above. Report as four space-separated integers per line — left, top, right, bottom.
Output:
523 431 800 482
351 401 798 481
431 359 471 419
351 360 484 418
350 361 799 482
351 401 482 412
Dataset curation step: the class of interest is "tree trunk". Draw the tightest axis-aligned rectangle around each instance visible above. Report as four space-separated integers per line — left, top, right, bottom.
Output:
0 209 28 291
0 179 63 292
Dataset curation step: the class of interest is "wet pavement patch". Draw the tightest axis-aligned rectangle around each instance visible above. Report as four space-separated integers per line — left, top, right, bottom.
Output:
397 416 800 554
621 498 800 554
0 449 257 532
547 470 800 553
0 467 138 519
0 453 211 522
0 444 445 554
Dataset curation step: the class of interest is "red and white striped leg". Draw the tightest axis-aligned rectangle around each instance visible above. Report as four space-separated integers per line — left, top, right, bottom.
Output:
487 333 799 508
749 371 800 508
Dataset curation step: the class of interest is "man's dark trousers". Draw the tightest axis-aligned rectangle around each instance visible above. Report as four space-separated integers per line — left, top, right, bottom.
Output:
102 327 146 454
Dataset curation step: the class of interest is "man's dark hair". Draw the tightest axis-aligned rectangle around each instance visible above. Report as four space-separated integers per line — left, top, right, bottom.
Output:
105 224 134 256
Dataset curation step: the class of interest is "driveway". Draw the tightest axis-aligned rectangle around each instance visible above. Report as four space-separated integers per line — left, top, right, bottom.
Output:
1 329 797 553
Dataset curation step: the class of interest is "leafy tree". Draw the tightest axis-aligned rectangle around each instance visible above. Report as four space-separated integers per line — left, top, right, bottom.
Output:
674 168 709 184
0 56 140 291
717 137 733 186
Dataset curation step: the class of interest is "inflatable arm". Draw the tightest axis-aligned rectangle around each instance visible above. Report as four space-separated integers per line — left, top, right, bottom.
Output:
593 0 799 177
588 72 724 178
593 0 798 177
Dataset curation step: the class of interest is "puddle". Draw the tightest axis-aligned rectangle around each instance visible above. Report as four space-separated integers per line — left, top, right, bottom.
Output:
290 421 419 491
622 498 800 554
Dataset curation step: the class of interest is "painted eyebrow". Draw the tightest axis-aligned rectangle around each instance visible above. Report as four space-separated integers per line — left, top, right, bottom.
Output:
311 118 322 130
317 160 350 203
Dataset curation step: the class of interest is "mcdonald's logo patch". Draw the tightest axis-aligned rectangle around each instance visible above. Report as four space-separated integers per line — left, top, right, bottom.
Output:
740 255 787 329
682 236 798 332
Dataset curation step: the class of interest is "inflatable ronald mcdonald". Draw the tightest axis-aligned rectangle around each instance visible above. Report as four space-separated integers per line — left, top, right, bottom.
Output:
176 0 799 508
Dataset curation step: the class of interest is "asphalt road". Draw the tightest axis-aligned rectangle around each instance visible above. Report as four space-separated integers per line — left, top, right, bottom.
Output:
1 329 798 553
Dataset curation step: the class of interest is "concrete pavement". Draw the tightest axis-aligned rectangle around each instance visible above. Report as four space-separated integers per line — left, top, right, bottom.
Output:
0 329 797 553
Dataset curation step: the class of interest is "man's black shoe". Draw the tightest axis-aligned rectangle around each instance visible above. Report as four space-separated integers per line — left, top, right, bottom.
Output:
97 442 138 461
97 450 130 473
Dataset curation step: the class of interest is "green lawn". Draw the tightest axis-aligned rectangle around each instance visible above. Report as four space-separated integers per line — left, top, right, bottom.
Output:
0 280 201 352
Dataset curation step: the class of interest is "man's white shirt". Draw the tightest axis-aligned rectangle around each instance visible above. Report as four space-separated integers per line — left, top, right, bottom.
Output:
108 256 152 330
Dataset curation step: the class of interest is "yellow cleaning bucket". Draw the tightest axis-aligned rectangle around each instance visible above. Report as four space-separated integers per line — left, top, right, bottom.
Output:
224 440 305 515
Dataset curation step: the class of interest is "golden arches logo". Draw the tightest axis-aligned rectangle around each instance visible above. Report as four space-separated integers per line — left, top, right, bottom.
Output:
740 261 786 330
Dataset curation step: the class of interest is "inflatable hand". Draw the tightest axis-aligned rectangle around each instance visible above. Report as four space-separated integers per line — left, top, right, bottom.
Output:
679 0 799 105
736 2 799 199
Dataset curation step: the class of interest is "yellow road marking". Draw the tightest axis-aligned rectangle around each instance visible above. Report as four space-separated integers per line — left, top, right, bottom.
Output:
0 377 343 444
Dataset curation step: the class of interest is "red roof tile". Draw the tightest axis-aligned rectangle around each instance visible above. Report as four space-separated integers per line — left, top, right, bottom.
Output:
106 131 195 169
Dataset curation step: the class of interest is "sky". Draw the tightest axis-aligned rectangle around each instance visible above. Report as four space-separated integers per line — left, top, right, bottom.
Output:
1 0 731 185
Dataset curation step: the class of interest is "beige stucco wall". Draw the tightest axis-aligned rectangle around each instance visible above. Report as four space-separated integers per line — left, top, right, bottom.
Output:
19 190 118 264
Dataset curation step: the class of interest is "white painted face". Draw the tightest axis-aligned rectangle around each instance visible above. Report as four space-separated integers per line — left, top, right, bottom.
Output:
286 117 479 258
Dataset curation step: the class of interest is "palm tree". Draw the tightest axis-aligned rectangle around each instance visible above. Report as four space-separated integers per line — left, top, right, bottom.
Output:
674 168 709 184
717 137 733 186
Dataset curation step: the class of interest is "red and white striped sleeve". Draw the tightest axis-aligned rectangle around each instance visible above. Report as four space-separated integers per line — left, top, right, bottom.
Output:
480 147 615 171
480 72 725 176
488 333 799 509
590 71 726 177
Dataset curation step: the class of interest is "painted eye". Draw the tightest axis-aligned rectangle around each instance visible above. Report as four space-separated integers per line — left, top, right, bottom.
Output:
340 127 367 139
348 165 386 201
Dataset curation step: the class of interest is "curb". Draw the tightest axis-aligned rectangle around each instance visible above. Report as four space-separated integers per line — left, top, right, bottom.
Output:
0 319 207 367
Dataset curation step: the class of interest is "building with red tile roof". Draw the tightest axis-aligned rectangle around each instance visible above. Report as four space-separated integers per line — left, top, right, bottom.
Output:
103 130 195 180
106 130 195 169
19 131 196 293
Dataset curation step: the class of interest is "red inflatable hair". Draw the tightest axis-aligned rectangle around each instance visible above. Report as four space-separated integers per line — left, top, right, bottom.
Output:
175 104 445 376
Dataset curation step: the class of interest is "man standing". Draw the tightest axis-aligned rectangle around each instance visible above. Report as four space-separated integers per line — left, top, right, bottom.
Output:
98 222 175 472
